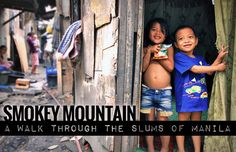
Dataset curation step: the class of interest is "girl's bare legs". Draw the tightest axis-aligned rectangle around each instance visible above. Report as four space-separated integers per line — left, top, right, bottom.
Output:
157 112 170 152
191 112 201 152
146 109 155 152
176 112 191 152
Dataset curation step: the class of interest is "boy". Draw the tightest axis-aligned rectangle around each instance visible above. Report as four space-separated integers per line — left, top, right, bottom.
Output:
174 25 227 152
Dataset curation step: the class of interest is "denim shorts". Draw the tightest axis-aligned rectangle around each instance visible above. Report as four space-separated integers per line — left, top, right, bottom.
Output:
141 84 172 116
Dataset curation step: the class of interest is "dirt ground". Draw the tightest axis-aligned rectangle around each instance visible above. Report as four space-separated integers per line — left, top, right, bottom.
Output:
0 65 90 152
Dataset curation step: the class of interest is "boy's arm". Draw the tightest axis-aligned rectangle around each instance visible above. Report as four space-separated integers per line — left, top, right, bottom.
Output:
158 46 174 72
206 45 228 75
190 62 227 75
211 45 228 63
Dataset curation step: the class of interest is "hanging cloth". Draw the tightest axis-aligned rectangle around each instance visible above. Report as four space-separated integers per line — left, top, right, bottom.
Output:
204 0 236 151
56 20 82 60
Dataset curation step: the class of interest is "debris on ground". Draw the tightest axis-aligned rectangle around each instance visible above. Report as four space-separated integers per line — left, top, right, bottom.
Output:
0 66 87 152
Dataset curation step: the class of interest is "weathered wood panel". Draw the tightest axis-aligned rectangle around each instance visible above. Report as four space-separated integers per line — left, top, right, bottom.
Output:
83 12 95 79
74 0 143 151
121 0 141 151
12 34 29 72
95 17 118 71
62 59 74 93
116 0 127 106
56 0 73 95
133 0 144 120
91 0 116 28
56 60 63 95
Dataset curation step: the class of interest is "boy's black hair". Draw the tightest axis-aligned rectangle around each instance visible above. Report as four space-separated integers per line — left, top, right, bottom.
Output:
173 25 197 42
144 18 171 47
0 45 6 50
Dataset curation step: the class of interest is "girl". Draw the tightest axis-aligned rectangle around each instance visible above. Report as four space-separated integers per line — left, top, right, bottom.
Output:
142 18 174 152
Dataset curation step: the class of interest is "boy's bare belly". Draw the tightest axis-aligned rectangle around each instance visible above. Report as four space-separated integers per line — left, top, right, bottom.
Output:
143 62 171 89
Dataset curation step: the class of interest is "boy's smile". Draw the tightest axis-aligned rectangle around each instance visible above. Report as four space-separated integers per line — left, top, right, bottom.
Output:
175 27 198 56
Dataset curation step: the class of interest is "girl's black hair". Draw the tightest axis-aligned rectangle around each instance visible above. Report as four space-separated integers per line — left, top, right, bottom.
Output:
173 25 197 42
144 18 171 47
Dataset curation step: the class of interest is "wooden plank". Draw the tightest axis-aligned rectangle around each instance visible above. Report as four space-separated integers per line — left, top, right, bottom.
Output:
115 0 128 151
123 0 135 105
95 27 103 71
62 59 74 93
60 15 72 95
82 12 95 79
116 0 127 105
12 34 29 73
129 0 145 150
95 18 118 71
56 59 63 95
132 0 144 118
91 0 116 28
121 0 138 151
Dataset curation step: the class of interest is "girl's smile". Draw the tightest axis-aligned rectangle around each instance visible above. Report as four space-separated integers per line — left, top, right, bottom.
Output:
149 23 166 44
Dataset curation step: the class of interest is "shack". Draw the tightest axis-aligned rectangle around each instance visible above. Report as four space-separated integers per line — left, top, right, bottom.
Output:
56 0 235 151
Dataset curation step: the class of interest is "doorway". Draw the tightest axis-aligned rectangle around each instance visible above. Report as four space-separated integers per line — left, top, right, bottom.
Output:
139 0 217 151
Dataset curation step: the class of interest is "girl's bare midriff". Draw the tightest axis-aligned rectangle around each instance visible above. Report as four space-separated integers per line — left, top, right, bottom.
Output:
143 61 171 89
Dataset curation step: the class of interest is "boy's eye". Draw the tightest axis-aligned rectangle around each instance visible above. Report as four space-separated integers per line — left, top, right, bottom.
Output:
178 37 183 41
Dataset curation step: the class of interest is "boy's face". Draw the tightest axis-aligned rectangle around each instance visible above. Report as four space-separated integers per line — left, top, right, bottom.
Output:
149 23 166 44
175 27 198 54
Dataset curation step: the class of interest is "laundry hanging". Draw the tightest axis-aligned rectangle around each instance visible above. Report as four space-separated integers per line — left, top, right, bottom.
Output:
56 20 82 60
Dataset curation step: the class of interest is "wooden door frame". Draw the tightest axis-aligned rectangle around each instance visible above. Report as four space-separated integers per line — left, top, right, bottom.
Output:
115 0 144 151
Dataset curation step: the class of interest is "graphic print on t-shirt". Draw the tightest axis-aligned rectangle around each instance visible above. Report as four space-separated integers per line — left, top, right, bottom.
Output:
184 77 208 99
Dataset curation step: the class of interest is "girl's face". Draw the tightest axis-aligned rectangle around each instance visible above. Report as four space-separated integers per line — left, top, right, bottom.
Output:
175 27 198 54
149 23 166 44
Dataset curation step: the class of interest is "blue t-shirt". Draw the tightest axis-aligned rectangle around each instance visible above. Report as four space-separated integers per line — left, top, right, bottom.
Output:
174 52 209 112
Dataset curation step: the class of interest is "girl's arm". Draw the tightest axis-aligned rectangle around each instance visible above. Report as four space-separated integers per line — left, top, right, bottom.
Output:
190 62 227 74
142 45 161 72
158 46 174 72
142 47 152 72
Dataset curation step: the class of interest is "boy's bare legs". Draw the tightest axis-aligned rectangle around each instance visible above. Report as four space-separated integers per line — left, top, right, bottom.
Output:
146 109 155 152
191 112 201 152
176 112 191 152
157 112 170 152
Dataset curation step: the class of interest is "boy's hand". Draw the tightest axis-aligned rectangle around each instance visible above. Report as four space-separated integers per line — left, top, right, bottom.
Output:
217 45 228 61
216 62 227 72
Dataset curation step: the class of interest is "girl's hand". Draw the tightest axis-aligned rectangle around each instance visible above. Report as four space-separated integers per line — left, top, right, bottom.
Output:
217 45 228 61
147 44 161 54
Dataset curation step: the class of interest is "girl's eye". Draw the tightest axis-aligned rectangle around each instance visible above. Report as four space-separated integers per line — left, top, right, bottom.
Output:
189 36 194 39
178 37 183 41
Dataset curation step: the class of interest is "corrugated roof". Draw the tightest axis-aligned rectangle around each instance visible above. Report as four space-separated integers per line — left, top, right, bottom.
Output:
0 0 38 12
0 0 56 14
